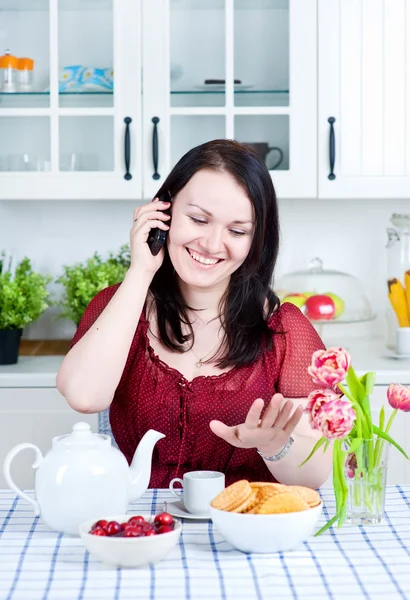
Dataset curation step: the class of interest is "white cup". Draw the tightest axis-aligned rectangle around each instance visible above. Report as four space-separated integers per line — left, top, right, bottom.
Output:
396 327 410 356
169 470 225 515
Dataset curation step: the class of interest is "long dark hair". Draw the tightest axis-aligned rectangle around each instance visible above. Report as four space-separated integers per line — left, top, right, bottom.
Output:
149 139 280 368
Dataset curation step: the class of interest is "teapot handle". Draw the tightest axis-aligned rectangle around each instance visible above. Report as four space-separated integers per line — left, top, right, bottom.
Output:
3 443 43 516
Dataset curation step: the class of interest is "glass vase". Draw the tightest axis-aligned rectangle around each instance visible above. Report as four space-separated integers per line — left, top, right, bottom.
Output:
344 439 389 525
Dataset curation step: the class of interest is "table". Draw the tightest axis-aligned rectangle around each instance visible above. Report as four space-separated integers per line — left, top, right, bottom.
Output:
1 487 410 600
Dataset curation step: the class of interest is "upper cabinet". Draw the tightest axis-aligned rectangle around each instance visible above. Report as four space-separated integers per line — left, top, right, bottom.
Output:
142 0 317 200
0 0 142 200
318 0 410 199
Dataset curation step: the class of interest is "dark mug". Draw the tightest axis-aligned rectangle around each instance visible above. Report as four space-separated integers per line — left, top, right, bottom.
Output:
245 142 284 170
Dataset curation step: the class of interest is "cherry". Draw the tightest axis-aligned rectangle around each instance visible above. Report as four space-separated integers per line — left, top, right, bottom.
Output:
144 529 157 536
93 519 108 531
154 512 174 527
128 515 146 526
106 521 122 536
156 524 174 534
124 527 142 537
120 522 129 531
90 527 107 536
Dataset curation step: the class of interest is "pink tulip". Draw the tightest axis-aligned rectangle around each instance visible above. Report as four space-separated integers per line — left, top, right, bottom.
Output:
308 347 351 388
306 389 356 440
387 383 410 412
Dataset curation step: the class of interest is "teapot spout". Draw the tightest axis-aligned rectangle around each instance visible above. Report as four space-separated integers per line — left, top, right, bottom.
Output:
129 429 165 502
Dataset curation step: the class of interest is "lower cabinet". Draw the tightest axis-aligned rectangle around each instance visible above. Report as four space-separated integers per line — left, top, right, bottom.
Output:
0 387 97 490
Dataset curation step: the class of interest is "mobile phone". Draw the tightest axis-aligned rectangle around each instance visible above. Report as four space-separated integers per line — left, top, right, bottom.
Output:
147 190 171 256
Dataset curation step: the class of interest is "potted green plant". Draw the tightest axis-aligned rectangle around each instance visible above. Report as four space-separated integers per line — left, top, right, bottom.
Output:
56 244 130 327
0 254 51 365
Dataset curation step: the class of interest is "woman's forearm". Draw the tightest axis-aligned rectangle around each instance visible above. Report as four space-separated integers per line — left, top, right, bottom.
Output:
262 400 332 489
56 268 152 413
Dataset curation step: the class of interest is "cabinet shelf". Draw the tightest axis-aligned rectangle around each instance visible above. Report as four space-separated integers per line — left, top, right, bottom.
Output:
0 91 113 96
171 89 289 95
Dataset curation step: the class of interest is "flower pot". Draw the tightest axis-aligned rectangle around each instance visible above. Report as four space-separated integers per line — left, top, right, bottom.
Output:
0 329 22 365
344 439 389 525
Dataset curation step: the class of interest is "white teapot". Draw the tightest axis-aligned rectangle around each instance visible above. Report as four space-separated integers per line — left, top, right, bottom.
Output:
3 422 165 535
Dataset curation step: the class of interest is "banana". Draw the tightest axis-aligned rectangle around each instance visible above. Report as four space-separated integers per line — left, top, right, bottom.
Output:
404 271 410 319
388 278 410 327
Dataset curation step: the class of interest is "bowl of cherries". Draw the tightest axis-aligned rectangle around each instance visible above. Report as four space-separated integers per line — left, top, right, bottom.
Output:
79 512 181 568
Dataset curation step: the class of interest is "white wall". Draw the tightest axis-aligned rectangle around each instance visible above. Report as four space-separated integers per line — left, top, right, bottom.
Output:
0 196 408 343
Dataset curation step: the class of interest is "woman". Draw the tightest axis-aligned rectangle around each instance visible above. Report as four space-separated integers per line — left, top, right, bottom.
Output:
57 139 332 489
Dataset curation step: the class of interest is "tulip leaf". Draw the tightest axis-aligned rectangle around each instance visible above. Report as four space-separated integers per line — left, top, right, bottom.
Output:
347 438 363 453
298 435 327 467
346 367 365 402
379 405 385 432
314 514 339 537
360 371 376 397
372 425 409 459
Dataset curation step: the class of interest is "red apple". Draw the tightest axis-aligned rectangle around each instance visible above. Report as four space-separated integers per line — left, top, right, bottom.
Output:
305 294 336 320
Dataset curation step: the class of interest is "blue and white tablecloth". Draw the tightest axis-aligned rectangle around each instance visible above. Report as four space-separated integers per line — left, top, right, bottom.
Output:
1 486 410 600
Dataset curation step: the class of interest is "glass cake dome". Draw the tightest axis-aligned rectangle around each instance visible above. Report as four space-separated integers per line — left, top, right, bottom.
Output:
274 257 374 324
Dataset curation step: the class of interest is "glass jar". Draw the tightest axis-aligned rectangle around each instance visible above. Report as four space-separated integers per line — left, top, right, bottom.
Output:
17 57 34 91
385 213 410 350
0 49 18 92
275 257 374 324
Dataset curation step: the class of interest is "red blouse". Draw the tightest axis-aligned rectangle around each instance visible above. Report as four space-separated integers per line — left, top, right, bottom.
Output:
71 284 325 487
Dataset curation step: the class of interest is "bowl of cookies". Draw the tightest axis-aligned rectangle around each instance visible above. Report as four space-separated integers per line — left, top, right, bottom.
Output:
209 480 322 553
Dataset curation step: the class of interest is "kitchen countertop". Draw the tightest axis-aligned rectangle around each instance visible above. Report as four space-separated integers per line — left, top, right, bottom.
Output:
0 337 410 388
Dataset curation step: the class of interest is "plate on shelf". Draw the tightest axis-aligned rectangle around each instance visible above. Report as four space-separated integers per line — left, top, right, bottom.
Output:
163 499 210 521
383 352 410 360
194 84 254 91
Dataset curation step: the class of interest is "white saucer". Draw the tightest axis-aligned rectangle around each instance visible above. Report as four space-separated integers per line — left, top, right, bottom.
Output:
163 499 210 520
384 352 410 360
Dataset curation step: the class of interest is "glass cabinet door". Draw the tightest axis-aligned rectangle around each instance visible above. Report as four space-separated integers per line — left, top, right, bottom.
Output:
143 0 316 199
0 0 142 200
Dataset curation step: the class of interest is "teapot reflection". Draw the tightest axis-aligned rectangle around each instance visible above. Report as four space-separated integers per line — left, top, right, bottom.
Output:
245 142 283 170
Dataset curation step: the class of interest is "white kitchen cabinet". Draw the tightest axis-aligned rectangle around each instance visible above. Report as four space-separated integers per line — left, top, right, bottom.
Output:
0 0 316 201
318 0 410 199
0 0 142 200
142 0 317 200
0 387 97 489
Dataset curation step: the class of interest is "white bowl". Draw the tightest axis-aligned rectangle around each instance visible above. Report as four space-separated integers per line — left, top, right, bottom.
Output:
79 514 182 568
209 502 322 553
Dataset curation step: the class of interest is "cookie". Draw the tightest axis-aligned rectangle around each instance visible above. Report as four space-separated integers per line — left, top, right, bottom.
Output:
250 482 286 491
287 486 321 507
211 480 253 512
232 489 259 513
255 491 309 514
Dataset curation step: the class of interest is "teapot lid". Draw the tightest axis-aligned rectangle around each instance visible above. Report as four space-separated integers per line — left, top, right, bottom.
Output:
53 422 110 449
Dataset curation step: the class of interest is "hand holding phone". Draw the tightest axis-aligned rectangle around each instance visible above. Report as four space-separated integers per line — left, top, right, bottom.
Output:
147 191 171 256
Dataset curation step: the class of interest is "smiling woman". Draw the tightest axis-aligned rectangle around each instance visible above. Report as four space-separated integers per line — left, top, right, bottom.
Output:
56 139 332 490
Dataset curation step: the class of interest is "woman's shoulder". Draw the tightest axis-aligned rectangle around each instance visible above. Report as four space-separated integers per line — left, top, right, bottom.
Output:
89 282 122 309
267 301 311 330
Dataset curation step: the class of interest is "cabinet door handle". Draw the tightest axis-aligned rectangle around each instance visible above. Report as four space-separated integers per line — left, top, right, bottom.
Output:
152 116 160 180
124 117 132 181
328 117 336 180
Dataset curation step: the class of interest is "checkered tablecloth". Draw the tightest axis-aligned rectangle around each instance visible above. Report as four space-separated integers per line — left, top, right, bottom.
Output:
1 486 410 600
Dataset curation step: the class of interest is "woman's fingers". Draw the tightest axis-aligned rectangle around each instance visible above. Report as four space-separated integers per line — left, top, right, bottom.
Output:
273 399 294 430
244 398 265 429
282 405 304 436
133 199 170 222
259 393 283 429
209 420 242 447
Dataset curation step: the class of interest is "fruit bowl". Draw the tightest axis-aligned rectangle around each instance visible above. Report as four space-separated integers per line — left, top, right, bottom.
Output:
209 502 322 553
79 513 181 568
275 257 374 324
